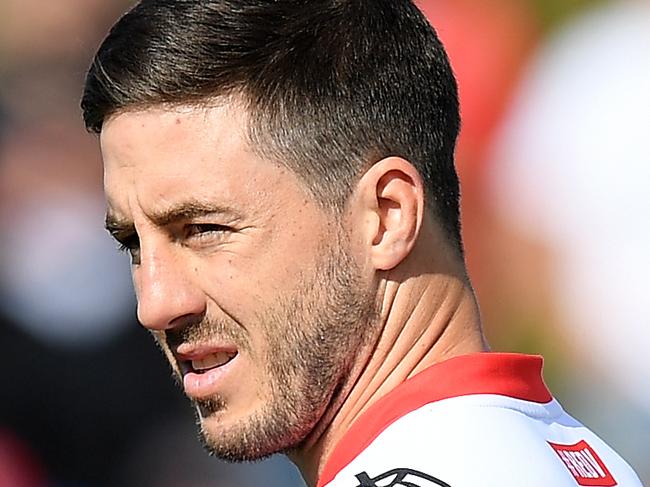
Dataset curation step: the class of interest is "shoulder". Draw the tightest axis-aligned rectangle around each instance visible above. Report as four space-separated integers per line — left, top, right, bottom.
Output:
318 354 643 487
321 395 641 487
329 395 568 486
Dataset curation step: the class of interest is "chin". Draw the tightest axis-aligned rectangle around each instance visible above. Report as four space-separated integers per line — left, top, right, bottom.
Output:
199 422 283 462
195 403 315 462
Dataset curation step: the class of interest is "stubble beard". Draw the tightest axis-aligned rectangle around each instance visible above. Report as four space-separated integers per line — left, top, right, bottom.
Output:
192 238 379 462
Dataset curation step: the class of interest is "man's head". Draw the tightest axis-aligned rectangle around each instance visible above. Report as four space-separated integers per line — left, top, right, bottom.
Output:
83 0 461 250
85 0 462 462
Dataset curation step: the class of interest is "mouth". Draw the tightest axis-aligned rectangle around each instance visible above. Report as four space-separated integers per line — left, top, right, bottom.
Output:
175 346 239 399
182 350 237 374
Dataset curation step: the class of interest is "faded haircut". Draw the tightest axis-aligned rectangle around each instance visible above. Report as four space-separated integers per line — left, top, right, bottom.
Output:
82 0 463 252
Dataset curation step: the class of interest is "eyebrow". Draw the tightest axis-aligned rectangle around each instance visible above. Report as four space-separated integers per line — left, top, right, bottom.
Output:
105 200 240 237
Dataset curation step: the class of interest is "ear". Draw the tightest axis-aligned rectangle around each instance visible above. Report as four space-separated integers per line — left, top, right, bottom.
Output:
355 157 425 270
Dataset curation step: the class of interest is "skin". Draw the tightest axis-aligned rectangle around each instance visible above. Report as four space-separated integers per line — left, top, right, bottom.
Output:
100 101 488 486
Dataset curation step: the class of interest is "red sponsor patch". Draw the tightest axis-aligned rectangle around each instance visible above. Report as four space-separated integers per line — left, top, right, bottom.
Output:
548 440 617 486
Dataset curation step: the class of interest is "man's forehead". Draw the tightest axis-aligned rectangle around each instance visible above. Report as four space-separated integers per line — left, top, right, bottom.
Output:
100 103 254 211
100 101 249 169
100 101 321 233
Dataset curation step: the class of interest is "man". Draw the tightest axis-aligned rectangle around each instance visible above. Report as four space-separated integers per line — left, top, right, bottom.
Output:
81 1 644 486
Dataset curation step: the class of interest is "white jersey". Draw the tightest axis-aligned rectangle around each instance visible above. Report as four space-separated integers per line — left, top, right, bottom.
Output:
318 353 643 487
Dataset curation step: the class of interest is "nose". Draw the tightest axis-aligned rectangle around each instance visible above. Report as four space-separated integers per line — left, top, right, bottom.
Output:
134 243 206 331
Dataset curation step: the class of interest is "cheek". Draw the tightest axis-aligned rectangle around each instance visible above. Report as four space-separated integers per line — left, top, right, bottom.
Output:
196 256 270 329
220 253 304 300
195 213 329 320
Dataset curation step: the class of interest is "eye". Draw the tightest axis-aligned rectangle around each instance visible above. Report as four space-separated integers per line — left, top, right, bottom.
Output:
116 236 141 265
184 223 230 241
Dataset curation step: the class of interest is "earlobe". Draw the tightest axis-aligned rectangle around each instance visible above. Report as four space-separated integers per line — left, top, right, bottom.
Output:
356 157 425 271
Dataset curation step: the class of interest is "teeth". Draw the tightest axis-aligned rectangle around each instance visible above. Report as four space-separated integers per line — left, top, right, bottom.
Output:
191 352 235 372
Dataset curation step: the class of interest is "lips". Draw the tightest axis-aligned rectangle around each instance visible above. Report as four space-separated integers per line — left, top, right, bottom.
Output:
175 344 238 399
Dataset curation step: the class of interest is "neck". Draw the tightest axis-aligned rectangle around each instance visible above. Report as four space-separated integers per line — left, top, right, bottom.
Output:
291 262 487 486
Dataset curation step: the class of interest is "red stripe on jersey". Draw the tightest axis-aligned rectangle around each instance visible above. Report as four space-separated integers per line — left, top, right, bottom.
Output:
318 353 552 487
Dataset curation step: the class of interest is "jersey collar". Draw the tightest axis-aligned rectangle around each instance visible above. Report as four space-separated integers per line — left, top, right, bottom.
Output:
318 352 552 487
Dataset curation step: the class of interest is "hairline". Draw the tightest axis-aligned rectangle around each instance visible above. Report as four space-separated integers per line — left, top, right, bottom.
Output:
100 91 454 220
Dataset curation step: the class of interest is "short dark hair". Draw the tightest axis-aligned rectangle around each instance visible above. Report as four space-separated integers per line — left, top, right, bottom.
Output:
82 0 463 252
